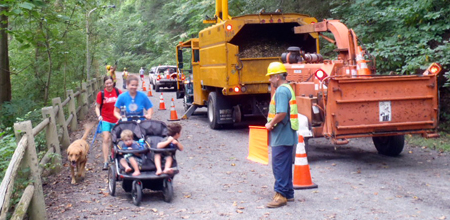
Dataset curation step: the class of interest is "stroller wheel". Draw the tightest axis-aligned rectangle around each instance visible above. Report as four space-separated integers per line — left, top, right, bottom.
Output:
107 164 116 196
132 180 143 206
162 178 173 203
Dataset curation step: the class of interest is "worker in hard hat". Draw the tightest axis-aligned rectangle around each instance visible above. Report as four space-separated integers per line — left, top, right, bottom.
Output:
264 61 299 208
106 64 117 87
122 67 128 89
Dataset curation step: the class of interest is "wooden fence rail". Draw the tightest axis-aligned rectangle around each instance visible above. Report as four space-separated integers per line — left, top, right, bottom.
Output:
0 78 102 220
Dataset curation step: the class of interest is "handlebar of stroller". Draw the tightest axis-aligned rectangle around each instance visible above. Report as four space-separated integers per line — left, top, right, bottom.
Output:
118 115 146 123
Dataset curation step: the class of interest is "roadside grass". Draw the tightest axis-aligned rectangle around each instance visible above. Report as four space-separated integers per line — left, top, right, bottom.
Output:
406 132 450 152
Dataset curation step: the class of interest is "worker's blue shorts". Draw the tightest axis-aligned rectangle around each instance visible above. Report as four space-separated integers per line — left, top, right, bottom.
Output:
101 121 116 132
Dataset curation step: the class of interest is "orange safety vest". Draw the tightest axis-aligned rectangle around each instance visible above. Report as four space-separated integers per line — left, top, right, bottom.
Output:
267 84 299 130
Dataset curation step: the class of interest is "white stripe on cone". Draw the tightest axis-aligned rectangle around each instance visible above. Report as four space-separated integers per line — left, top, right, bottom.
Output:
296 142 306 154
295 137 308 165
295 157 308 166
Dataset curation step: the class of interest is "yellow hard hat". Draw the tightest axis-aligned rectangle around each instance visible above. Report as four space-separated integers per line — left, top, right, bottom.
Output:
266 62 287 76
124 67 127 70
106 65 111 70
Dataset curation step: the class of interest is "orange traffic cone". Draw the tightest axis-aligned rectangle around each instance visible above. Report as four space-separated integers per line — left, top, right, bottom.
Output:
356 46 371 76
147 84 153 97
293 135 318 189
158 93 166 110
142 80 147 91
168 98 180 121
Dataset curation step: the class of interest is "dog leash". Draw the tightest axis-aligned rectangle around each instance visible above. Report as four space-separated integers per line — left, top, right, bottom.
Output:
91 121 102 147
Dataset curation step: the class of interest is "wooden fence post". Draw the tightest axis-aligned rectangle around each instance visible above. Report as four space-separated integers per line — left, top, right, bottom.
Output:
76 86 85 120
97 77 102 89
93 77 99 94
42 106 62 173
81 82 89 119
67 90 78 130
13 121 47 220
91 79 96 102
52 97 70 149
89 79 95 103
87 79 92 103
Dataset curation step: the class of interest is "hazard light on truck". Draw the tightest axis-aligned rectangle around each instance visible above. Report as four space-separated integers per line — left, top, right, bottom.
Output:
424 63 442 75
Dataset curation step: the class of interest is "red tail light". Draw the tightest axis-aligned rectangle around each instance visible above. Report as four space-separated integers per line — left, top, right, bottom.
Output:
226 24 233 31
314 69 328 81
228 86 241 93
157 75 161 80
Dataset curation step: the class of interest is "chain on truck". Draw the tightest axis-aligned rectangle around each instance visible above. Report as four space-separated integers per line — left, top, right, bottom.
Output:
175 0 442 156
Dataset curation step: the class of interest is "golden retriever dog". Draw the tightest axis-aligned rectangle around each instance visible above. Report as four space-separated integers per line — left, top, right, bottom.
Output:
67 122 95 184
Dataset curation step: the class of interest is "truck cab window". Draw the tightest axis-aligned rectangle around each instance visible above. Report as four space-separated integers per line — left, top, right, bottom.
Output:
193 50 200 62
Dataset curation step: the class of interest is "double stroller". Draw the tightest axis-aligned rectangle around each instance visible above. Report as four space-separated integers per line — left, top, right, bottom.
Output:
108 119 179 206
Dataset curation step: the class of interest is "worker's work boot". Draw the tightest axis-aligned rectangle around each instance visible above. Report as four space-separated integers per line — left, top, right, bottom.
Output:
271 193 294 202
266 192 287 208
272 193 295 202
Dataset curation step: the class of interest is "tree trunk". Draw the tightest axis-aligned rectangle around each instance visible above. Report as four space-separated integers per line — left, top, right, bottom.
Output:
0 6 11 106
41 22 53 105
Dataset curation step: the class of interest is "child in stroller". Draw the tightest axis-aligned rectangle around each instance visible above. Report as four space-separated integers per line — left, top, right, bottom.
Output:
155 122 184 175
118 129 142 176
108 119 180 206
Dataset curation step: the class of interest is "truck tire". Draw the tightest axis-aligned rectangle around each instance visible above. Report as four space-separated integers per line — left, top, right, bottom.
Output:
155 85 160 92
372 135 404 157
207 92 220 129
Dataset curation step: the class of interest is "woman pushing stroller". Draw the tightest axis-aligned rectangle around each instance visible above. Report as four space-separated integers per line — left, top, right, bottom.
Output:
114 75 153 120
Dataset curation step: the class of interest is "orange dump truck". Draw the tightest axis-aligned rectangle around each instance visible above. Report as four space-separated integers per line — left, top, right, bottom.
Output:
285 20 442 156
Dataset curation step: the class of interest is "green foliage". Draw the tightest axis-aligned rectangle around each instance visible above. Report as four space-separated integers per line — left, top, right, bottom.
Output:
406 133 450 153
1 0 111 128
39 152 61 171
331 0 450 75
0 131 16 182
0 99 39 130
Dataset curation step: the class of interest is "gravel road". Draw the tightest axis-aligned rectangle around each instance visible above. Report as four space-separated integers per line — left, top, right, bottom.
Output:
43 75 450 220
